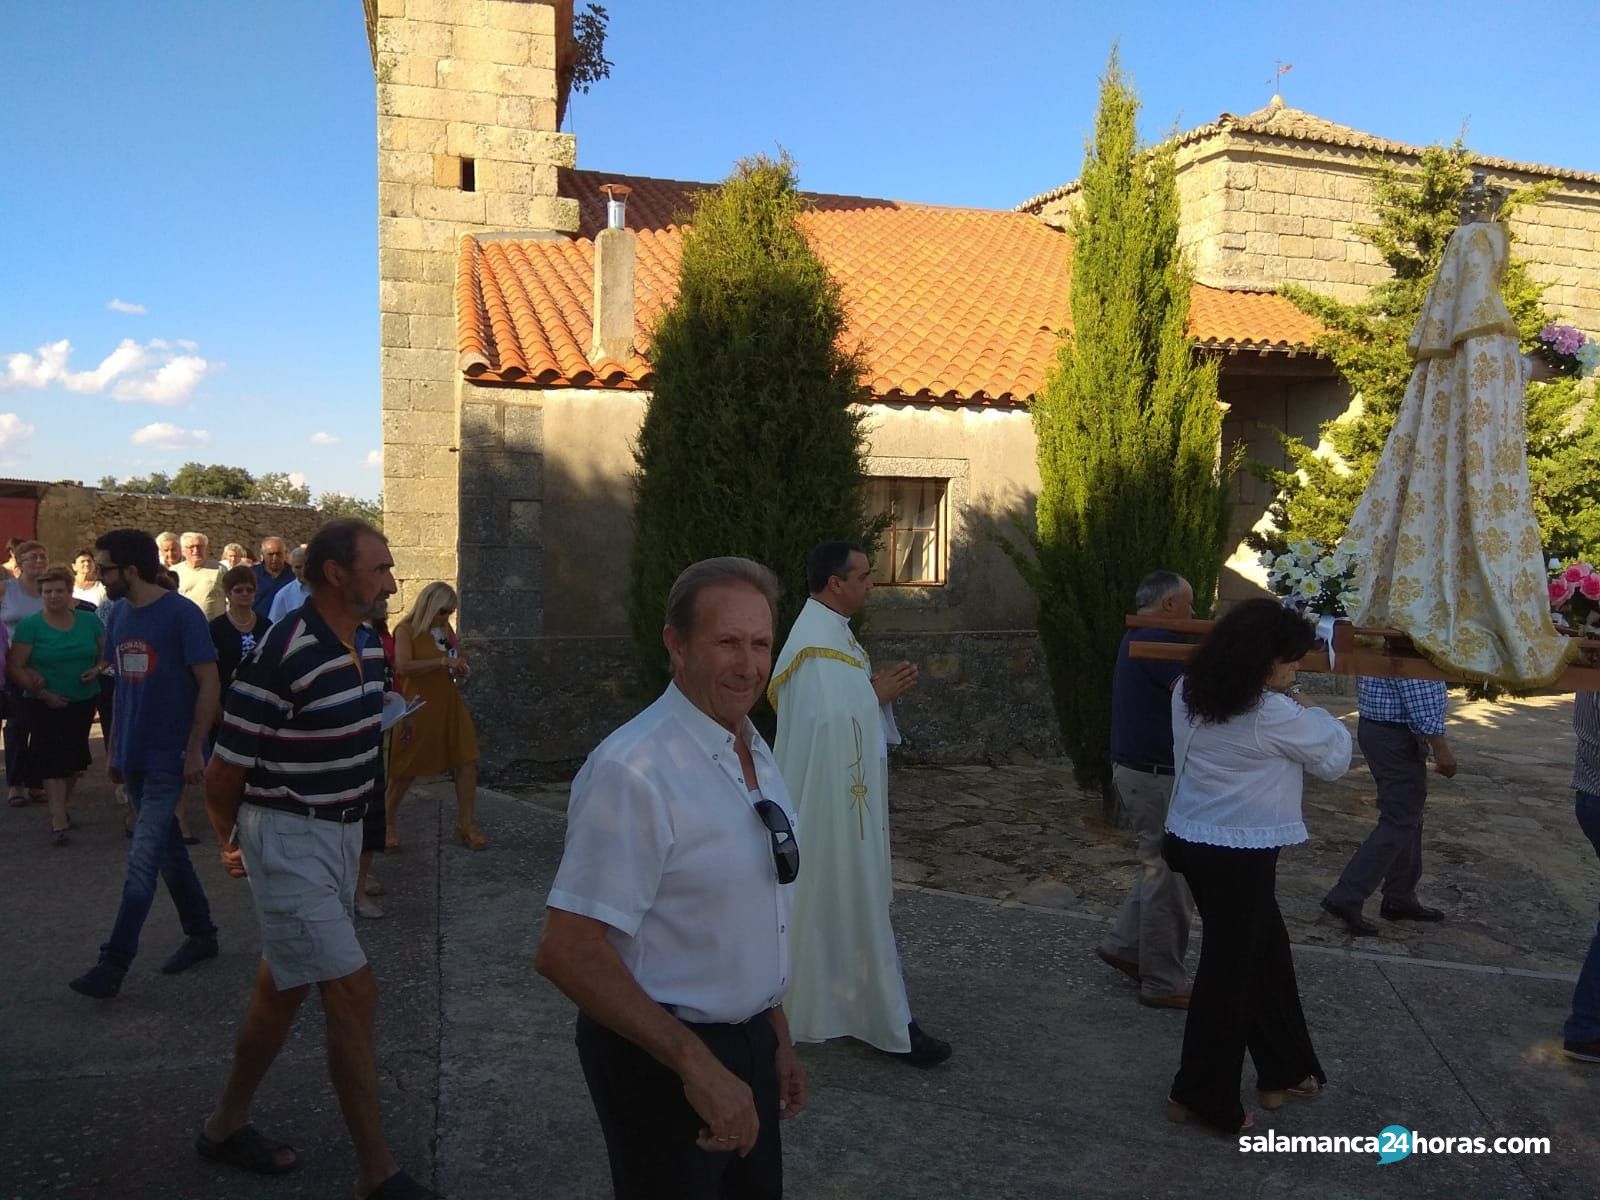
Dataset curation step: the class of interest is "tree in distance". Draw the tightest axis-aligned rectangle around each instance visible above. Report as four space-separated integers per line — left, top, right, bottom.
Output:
1003 49 1237 802
626 153 882 702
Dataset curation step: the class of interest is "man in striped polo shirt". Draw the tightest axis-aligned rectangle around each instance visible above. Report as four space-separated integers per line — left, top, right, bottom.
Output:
195 519 437 1200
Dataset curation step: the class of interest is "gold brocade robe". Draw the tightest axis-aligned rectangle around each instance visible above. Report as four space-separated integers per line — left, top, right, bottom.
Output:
1347 220 1575 686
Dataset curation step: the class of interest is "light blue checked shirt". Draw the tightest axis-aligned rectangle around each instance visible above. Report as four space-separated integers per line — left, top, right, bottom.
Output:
1357 676 1447 737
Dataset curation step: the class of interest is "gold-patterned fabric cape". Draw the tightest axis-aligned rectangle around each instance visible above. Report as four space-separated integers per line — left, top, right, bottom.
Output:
1348 221 1575 686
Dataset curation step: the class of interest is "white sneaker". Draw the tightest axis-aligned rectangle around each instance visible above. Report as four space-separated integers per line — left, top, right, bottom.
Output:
356 900 384 919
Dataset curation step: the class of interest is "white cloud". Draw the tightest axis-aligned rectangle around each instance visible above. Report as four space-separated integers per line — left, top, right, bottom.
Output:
176 339 198 351
64 339 148 393
130 422 210 450
288 472 307 487
1 336 210 405
3 339 72 389
310 431 340 445
113 354 209 405
107 298 147 315
0 413 36 450
365 448 383 468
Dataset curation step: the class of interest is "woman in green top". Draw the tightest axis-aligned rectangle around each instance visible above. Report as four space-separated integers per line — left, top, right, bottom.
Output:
8 566 106 844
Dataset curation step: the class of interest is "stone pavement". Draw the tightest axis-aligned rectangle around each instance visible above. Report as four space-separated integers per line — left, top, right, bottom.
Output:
4 692 1598 1198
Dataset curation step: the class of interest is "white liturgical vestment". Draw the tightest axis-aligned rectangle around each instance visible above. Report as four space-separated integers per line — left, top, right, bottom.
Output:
1347 219 1576 687
769 598 912 1053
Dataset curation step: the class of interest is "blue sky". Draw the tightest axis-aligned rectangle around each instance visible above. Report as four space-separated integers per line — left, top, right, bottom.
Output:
4 1 1597 499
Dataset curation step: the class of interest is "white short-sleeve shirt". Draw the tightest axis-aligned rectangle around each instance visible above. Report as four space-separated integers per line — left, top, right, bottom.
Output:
547 682 797 1024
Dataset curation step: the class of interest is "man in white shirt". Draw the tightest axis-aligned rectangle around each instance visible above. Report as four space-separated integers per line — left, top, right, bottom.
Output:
174 532 226 620
266 546 310 622
769 540 949 1067
536 557 806 1200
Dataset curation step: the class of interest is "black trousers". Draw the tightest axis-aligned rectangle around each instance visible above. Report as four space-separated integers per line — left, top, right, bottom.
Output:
1163 833 1325 1131
576 1010 782 1200
4 683 40 791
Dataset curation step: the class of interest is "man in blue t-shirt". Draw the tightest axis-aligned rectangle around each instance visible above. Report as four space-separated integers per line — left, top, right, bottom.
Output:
1096 570 1197 1010
69 529 222 1000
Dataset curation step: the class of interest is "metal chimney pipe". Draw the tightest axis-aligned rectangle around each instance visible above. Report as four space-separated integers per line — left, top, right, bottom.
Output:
600 182 631 230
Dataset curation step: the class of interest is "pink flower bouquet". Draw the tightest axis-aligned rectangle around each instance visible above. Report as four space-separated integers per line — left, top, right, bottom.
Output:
1536 324 1600 378
1549 559 1600 633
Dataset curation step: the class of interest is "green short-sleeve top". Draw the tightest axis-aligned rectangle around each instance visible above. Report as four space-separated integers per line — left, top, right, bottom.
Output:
13 609 104 702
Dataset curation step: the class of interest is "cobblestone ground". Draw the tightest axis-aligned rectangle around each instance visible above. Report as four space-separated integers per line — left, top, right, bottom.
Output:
886 692 1594 973
516 691 1595 973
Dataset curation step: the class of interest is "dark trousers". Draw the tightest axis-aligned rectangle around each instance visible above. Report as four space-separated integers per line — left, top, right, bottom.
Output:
576 1010 782 1200
1326 718 1427 909
101 771 217 970
96 673 116 744
4 683 40 791
1163 834 1325 1132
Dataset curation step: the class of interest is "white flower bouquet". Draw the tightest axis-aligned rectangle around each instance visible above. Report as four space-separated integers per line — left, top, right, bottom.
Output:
1258 539 1361 619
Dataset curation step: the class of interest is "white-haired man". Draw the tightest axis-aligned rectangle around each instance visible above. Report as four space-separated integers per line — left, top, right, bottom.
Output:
174 532 226 620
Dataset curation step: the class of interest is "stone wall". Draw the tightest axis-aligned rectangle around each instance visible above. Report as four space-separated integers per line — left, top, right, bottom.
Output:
1037 133 1600 333
462 628 1060 782
373 0 577 610
33 483 321 565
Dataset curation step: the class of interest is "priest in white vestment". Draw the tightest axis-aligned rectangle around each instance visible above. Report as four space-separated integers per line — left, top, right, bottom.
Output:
768 541 952 1066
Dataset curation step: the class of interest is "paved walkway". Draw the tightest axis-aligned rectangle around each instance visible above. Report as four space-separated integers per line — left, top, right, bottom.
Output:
3 691 1597 1198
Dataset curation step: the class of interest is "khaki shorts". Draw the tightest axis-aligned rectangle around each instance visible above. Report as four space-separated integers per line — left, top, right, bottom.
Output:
237 803 367 989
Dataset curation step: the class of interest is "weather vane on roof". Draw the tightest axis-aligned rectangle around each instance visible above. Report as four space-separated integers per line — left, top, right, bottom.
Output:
1265 60 1292 100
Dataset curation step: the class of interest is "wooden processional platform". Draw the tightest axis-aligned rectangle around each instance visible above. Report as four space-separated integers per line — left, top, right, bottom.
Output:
1126 615 1600 693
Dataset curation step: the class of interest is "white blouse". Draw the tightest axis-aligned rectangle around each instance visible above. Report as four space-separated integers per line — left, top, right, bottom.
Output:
1166 687 1352 849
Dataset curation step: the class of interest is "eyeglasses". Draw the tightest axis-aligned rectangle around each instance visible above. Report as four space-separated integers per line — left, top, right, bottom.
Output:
753 798 799 885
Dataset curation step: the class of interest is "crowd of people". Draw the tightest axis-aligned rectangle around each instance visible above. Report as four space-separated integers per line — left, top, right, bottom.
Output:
1 518 494 1199
9 522 1596 1199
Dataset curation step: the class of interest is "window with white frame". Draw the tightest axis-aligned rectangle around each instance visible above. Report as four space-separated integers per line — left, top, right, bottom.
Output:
865 477 948 586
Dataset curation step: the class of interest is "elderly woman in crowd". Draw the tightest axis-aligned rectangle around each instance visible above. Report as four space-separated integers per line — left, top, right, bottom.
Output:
209 565 270 691
1 540 48 805
385 582 486 852
8 566 106 843
72 549 107 607
1162 599 1352 1136
219 542 248 569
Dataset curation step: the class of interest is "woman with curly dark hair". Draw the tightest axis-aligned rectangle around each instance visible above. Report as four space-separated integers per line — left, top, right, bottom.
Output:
1161 599 1352 1135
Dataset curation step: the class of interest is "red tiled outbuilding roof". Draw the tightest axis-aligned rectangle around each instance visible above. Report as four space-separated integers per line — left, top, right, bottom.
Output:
455 170 1325 404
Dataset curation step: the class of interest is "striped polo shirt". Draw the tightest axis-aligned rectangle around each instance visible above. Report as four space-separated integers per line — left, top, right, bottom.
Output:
214 601 387 808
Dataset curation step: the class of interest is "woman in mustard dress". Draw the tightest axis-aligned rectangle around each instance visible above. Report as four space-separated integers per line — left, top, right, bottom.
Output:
385 582 486 850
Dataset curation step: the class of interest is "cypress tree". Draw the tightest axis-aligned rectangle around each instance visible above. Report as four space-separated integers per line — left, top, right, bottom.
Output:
1255 144 1600 559
627 154 880 696
1007 52 1235 798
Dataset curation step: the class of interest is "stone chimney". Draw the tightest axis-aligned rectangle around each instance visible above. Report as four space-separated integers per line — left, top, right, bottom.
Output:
590 183 635 363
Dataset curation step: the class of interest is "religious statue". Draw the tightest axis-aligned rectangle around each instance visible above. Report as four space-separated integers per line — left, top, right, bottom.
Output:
1346 173 1577 686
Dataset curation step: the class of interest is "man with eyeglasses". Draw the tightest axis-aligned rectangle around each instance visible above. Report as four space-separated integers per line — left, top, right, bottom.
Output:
537 556 805 1200
266 545 310 623
251 537 294 618
768 540 950 1067
68 529 220 999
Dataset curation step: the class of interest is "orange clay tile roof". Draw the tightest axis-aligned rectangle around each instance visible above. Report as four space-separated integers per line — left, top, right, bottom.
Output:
455 170 1325 404
1017 98 1600 214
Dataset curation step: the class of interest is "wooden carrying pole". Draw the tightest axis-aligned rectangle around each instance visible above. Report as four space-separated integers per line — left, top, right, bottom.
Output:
1125 614 1600 693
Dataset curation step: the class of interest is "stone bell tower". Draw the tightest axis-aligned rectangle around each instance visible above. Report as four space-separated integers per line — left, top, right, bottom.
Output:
364 0 579 606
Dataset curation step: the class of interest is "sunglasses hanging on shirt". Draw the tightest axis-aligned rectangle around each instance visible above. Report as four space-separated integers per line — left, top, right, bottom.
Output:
753 798 799 885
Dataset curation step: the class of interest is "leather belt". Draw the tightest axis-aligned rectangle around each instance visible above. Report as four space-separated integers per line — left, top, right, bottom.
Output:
247 796 368 824
1115 761 1175 777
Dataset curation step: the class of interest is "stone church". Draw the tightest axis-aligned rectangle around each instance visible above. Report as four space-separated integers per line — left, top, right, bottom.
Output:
365 0 1600 774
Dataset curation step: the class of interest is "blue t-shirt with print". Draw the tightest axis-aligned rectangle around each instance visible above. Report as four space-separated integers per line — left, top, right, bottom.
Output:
105 590 218 774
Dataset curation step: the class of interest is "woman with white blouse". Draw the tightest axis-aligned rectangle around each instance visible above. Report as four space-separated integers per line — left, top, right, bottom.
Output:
1162 599 1352 1135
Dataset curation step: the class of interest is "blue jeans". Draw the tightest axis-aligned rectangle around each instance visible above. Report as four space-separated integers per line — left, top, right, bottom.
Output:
1566 790 1600 1044
100 770 217 970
